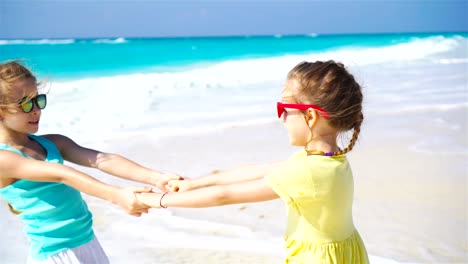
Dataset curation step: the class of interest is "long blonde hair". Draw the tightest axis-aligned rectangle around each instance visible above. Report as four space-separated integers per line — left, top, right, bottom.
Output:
0 60 38 106
0 60 39 215
287 60 364 156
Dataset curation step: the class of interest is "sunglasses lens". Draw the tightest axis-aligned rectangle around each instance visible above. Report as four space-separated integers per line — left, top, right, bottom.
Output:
36 94 47 109
21 100 34 113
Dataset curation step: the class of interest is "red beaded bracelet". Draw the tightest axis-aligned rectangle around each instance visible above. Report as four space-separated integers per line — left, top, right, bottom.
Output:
160 192 168 208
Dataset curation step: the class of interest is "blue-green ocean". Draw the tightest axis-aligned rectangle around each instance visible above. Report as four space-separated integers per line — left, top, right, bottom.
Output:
1 32 465 80
1 32 467 146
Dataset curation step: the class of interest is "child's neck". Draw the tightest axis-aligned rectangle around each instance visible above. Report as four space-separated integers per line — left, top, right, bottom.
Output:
305 134 339 154
0 130 30 147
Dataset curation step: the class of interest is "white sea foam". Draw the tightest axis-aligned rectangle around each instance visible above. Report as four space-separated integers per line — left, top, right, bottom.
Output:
37 35 467 149
92 37 127 44
0 39 76 45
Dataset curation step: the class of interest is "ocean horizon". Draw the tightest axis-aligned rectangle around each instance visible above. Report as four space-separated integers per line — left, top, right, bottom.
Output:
1 31 466 80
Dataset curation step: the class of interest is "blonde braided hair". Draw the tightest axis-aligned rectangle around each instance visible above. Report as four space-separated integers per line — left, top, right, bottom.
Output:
287 61 364 156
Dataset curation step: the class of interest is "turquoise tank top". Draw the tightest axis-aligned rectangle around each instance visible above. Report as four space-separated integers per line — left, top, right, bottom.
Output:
0 134 94 260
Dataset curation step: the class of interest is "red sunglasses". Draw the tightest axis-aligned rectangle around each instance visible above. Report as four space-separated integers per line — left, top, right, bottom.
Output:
277 102 330 119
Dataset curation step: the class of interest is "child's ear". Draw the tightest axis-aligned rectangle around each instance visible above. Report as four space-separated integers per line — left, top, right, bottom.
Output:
306 109 318 127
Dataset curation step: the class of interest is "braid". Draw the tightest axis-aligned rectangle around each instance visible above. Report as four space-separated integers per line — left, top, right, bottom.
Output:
333 113 363 156
8 203 20 215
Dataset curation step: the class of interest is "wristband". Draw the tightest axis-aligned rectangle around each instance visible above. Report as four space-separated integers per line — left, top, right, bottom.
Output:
160 192 168 208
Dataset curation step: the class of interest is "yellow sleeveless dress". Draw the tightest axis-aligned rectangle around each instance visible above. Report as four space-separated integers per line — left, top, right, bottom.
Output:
264 150 369 264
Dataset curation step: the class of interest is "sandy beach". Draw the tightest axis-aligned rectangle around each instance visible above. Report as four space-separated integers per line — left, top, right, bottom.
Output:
96 105 466 264
97 105 467 263
0 108 466 263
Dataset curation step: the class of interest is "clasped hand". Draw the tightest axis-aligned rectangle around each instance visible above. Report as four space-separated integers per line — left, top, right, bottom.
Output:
115 173 184 216
135 177 193 208
113 186 152 217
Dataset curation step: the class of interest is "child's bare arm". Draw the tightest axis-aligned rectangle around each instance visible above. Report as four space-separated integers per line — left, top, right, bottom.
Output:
44 134 181 191
138 178 279 208
0 151 150 216
167 161 284 192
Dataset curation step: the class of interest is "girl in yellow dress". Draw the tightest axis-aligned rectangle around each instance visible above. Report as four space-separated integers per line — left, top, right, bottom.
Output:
137 60 369 263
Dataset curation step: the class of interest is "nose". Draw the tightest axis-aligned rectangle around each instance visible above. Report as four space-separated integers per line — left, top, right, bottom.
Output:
30 103 42 115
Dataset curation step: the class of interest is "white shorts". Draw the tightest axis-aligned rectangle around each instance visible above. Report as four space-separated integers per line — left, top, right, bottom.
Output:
27 236 109 264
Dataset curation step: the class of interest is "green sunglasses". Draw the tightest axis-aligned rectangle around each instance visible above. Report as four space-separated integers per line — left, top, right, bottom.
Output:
19 94 47 113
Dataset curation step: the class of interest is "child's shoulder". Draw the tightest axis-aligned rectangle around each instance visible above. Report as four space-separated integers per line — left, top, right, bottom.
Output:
289 149 308 160
288 150 349 170
280 152 314 171
40 133 68 142
0 145 30 177
40 134 74 147
32 134 72 154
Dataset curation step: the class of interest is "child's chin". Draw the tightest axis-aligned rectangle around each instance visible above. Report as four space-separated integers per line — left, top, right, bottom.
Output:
27 127 39 134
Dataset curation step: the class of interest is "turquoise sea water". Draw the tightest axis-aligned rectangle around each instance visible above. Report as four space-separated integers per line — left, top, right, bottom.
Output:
0 31 466 144
1 32 465 80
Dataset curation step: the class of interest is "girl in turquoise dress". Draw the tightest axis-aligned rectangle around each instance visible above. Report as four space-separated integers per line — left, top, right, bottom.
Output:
0 60 180 263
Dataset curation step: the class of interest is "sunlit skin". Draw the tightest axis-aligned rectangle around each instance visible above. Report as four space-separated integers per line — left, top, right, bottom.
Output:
281 79 340 154
0 78 42 147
